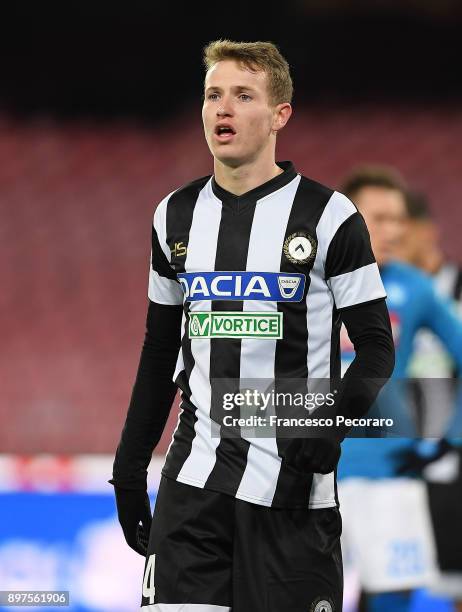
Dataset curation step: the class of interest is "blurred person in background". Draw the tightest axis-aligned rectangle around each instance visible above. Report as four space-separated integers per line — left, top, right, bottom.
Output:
396 190 462 612
109 41 395 611
337 166 462 612
398 189 462 436
399 190 462 419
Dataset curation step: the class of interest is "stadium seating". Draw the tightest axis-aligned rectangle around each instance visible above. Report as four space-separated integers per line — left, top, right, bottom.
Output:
1 106 461 454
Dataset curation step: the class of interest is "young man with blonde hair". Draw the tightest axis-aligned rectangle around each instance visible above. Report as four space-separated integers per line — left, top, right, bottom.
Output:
111 40 394 611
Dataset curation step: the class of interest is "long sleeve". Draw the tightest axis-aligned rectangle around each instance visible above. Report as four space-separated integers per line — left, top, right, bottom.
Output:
110 299 183 490
110 194 184 490
421 282 462 371
334 299 395 430
320 194 395 434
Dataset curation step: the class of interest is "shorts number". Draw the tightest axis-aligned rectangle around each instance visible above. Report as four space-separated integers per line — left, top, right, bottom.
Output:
387 540 424 578
142 554 156 604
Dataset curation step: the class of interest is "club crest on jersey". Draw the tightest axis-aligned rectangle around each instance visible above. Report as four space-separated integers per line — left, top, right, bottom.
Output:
310 597 334 612
283 232 317 265
177 271 305 302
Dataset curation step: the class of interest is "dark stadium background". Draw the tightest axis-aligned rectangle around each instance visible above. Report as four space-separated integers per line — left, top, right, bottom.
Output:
1 1 461 455
0 4 461 609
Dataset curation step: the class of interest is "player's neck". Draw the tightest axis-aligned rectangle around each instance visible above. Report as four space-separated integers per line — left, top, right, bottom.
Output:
213 155 283 197
418 249 444 275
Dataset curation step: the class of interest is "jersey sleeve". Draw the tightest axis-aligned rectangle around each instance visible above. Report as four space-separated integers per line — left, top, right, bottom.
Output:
148 194 184 305
323 192 386 310
421 279 462 370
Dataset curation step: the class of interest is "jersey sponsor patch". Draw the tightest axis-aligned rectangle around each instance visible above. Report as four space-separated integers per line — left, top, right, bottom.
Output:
188 311 283 339
178 271 305 302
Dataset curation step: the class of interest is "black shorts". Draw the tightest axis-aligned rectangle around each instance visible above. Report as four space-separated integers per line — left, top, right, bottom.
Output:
141 476 343 611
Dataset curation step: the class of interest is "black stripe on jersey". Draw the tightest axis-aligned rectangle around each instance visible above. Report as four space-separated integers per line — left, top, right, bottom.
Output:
272 177 333 508
330 305 342 381
151 226 177 280
324 211 376 279
450 266 462 379
454 267 462 302
160 178 208 480
204 199 256 494
275 177 334 377
162 340 197 479
336 296 386 312
334 465 339 506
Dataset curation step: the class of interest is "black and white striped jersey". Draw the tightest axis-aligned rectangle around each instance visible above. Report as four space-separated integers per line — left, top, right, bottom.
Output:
148 161 386 509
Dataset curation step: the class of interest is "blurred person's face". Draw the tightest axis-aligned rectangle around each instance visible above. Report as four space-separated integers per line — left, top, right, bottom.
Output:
353 186 407 266
202 60 291 167
396 218 439 270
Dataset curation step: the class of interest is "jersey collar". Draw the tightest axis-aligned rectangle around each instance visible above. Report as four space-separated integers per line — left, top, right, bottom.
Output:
211 161 297 208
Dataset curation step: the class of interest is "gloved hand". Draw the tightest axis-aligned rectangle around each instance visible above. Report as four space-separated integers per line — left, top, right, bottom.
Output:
113 487 152 556
393 438 453 477
284 438 341 474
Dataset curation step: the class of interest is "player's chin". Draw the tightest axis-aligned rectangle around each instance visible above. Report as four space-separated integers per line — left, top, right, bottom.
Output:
213 148 247 167
377 250 392 266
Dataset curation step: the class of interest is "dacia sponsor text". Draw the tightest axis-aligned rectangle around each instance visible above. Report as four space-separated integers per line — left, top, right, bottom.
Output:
178 271 305 302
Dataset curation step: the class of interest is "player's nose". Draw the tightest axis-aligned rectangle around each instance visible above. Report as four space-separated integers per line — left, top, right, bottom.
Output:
216 97 233 117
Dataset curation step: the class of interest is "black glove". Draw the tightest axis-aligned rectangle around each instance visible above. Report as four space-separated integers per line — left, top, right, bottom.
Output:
113 487 152 556
393 439 453 477
284 438 341 474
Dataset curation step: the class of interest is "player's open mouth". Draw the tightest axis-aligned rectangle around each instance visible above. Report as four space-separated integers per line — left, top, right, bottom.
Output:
214 124 236 142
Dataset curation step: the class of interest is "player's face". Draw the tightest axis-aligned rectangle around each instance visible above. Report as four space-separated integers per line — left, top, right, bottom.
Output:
396 219 439 268
354 186 407 266
202 60 286 166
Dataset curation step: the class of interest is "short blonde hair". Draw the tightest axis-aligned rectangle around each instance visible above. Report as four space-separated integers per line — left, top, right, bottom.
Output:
203 39 293 106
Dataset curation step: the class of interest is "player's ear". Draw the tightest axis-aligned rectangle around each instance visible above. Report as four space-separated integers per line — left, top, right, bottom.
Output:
272 103 292 133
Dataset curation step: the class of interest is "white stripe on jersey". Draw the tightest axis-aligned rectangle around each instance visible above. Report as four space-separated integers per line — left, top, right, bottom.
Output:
307 191 355 379
236 175 301 505
328 262 386 309
148 269 184 305
435 262 460 300
177 180 223 486
148 192 183 305
309 472 336 508
305 248 336 507
304 191 356 506
153 191 175 260
317 191 357 268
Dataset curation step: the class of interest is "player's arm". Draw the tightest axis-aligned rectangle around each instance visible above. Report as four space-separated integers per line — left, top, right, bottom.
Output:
334 299 395 431
390 278 462 477
110 300 182 490
326 208 395 427
109 195 183 555
285 196 395 473
422 282 462 369
419 280 462 442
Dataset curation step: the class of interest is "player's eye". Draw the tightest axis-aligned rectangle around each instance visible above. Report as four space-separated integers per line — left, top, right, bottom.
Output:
207 93 220 100
239 93 252 101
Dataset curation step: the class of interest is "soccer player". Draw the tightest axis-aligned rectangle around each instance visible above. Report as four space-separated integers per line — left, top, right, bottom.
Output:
398 190 462 612
110 41 395 612
337 167 462 612
400 190 462 433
